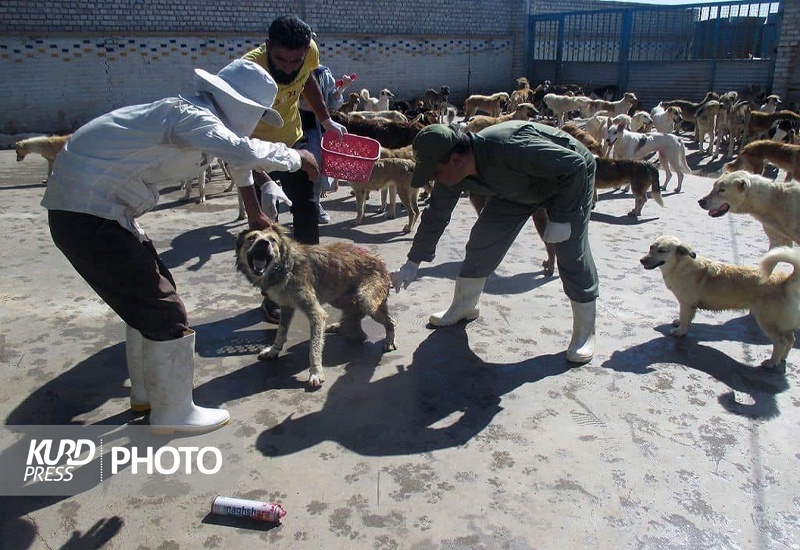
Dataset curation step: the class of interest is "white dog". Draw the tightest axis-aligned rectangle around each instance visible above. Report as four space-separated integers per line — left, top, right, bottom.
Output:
606 120 694 192
360 89 394 112
651 102 682 134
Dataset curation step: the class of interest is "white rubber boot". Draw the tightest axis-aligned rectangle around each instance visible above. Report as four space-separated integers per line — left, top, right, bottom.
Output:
125 325 150 412
566 300 596 364
429 277 486 327
141 330 230 435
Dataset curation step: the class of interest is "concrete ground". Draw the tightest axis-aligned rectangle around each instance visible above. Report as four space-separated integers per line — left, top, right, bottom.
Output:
0 140 799 549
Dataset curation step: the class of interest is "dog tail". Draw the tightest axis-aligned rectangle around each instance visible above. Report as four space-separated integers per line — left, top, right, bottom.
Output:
360 89 370 101
677 139 699 176
760 246 800 287
649 165 665 208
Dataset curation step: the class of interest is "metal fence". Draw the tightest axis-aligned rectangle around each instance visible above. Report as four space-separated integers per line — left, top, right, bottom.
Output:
526 1 784 105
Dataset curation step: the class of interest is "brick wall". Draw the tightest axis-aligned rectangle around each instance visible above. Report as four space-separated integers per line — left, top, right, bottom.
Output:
1 1 797 133
0 0 527 134
772 0 799 105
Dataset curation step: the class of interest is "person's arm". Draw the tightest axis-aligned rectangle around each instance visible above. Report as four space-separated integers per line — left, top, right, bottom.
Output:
407 183 462 264
238 184 272 230
303 76 346 138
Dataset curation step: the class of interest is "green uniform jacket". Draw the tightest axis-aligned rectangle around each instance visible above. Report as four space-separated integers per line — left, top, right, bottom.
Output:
409 120 595 264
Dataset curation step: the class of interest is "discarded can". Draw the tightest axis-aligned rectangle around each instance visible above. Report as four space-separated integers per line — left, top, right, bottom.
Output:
211 496 287 523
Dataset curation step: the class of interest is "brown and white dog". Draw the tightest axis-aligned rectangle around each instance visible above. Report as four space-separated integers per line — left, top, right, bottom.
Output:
15 134 71 182
724 139 800 182
606 120 694 192
236 226 398 388
641 234 800 371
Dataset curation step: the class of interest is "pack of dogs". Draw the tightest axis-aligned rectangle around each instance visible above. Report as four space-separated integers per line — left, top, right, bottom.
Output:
16 79 800 384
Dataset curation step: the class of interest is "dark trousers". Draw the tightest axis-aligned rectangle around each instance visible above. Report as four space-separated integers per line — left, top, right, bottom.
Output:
48 210 189 341
253 136 319 245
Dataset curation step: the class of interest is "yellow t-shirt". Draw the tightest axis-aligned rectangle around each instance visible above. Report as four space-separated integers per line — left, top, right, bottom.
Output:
242 40 320 146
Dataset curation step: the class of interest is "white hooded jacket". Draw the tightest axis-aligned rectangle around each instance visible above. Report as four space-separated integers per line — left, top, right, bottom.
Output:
42 89 299 239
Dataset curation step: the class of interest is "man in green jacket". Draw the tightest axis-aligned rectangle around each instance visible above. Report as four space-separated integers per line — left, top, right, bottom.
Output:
391 121 599 363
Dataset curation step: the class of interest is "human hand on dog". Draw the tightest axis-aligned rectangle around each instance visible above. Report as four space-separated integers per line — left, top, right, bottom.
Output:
543 221 571 243
321 118 348 140
390 260 419 293
297 149 320 182
259 178 292 222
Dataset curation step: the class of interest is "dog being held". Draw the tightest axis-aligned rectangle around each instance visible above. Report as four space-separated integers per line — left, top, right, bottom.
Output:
640 235 800 371
236 226 397 388
15 134 71 182
698 170 800 248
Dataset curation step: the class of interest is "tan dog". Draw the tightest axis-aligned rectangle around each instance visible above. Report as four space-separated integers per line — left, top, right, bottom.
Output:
724 140 800 182
640 235 800 371
15 134 71 182
348 158 420 233
747 110 800 142
698 170 800 248
338 93 361 114
464 103 538 133
236 226 397 388
577 92 638 118
543 92 585 126
463 92 510 118
595 158 664 217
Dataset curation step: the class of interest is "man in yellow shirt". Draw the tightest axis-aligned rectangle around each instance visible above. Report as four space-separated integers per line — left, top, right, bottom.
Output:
243 15 346 321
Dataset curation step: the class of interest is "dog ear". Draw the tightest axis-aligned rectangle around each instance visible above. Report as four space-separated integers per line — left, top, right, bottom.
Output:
676 244 696 258
235 229 250 252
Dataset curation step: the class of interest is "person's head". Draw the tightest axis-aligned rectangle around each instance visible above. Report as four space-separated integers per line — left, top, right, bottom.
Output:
410 125 474 189
194 59 283 136
266 15 313 84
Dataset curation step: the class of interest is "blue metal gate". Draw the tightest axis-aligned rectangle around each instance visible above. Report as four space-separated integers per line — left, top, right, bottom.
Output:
526 1 783 107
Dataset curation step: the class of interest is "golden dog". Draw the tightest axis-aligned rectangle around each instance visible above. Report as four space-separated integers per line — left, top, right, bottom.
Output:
464 103 538 133
348 158 420 233
724 139 800 182
463 92 510 118
15 134 71 181
236 226 397 388
698 170 800 248
640 235 800 371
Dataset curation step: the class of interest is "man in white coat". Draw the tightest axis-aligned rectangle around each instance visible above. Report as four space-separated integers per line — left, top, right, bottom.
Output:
41 59 317 434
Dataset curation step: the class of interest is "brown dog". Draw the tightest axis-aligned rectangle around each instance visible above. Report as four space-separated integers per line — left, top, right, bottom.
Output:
236 226 397 388
724 139 800 182
640 235 800 371
15 134 71 182
348 158 421 233
595 158 664 217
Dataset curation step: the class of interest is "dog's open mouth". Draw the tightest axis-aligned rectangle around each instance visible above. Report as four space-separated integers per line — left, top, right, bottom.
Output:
640 259 664 270
707 203 730 217
247 241 273 276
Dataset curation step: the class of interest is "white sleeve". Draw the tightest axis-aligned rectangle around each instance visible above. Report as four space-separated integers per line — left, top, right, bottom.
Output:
169 108 302 185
